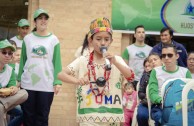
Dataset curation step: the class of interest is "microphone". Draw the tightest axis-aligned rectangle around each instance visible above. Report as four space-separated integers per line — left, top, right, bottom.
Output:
100 46 111 70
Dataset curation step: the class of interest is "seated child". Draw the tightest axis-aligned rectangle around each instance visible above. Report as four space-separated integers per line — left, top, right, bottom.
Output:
137 52 163 126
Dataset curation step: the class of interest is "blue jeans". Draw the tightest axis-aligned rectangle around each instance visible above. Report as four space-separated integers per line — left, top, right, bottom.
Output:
137 103 149 126
7 105 23 126
151 105 162 126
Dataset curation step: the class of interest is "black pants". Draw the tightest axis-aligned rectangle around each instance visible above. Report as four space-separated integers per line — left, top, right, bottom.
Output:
21 90 54 126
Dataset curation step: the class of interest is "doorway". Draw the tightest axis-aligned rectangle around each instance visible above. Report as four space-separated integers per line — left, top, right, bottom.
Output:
0 0 28 39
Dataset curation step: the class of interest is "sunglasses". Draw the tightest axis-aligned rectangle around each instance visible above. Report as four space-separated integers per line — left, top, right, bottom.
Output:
161 53 174 58
0 51 13 56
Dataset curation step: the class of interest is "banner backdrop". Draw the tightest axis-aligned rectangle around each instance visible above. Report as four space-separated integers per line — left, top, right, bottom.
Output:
112 0 194 35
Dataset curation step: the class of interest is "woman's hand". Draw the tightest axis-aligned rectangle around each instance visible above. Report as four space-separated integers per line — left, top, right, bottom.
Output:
54 85 62 95
9 86 19 96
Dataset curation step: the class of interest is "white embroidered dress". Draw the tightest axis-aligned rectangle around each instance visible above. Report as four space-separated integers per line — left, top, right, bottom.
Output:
68 55 127 123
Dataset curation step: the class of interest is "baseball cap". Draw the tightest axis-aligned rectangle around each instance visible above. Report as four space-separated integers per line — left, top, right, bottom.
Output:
33 8 49 19
88 17 113 39
18 19 30 27
0 39 16 51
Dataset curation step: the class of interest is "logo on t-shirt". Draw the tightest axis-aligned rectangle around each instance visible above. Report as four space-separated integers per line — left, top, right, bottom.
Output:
32 45 47 56
135 51 146 59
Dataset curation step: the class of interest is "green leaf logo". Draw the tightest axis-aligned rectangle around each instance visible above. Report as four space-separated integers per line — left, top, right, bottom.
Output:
31 73 41 85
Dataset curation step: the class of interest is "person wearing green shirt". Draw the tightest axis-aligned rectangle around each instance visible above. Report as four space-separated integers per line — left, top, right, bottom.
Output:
0 39 28 126
148 45 192 126
122 25 152 90
17 8 62 126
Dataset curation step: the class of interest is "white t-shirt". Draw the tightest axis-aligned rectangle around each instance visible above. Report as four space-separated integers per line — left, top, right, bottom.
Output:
125 44 152 81
0 64 13 88
19 32 62 92
151 66 190 96
10 36 23 48
192 73 194 79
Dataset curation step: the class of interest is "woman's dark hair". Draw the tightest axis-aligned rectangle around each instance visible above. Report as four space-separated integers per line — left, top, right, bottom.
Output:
32 27 37 32
32 16 38 32
81 34 89 55
32 14 49 32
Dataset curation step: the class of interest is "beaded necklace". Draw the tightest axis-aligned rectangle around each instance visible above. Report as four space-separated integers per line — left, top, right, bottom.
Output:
87 51 111 99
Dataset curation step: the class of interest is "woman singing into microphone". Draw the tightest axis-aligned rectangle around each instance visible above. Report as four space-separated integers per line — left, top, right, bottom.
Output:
58 17 135 126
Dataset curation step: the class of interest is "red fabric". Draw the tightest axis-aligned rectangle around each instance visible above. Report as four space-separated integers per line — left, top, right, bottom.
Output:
126 69 135 82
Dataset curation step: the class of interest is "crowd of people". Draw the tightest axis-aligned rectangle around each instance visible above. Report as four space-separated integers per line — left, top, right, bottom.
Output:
0 8 193 126
0 8 62 126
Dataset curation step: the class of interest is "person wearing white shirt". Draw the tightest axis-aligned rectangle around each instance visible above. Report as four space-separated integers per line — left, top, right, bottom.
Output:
10 19 30 48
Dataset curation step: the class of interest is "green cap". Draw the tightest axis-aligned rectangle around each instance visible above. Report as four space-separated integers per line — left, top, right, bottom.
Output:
0 39 16 51
18 19 30 27
33 8 49 19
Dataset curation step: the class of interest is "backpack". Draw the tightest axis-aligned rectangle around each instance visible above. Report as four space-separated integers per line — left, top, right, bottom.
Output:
162 79 194 126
